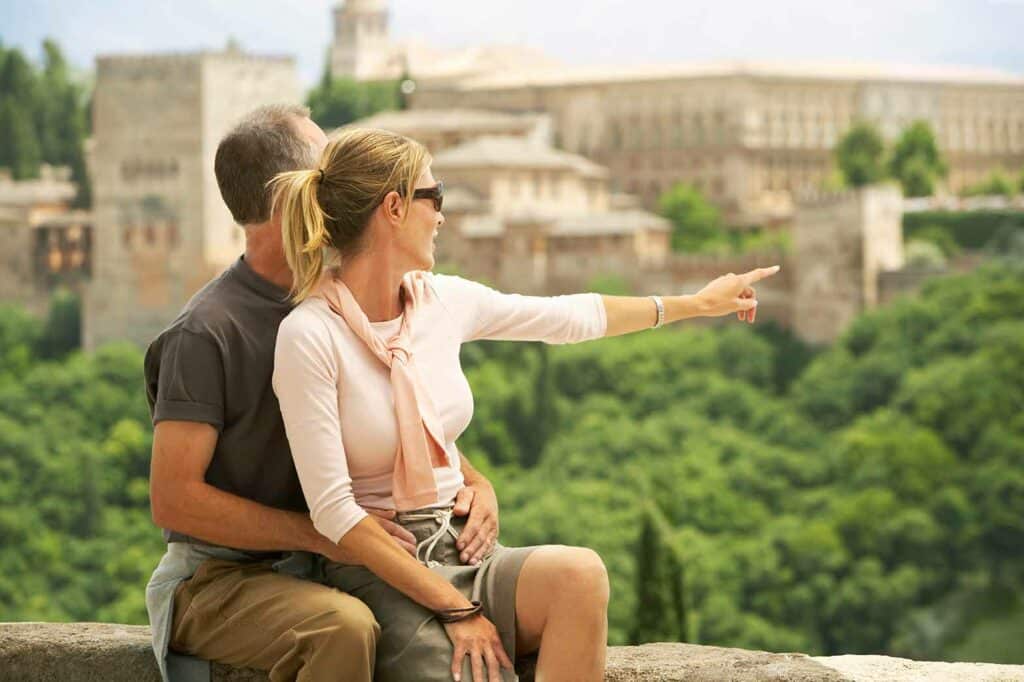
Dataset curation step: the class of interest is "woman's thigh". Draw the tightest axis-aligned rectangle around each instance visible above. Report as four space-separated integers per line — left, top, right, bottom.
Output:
514 545 610 656
322 563 464 682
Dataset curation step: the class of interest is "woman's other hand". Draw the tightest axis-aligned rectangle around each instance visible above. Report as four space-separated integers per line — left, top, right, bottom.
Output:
695 265 780 323
444 614 514 682
453 483 499 565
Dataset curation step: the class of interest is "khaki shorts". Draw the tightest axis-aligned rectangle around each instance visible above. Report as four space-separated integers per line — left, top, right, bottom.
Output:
171 557 379 682
322 509 540 682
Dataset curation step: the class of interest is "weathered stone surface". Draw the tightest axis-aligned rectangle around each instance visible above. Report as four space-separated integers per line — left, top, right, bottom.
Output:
814 654 1024 682
3 623 1024 681
0 622 161 682
604 643 847 681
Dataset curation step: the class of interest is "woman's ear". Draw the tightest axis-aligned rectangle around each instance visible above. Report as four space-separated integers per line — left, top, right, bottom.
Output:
381 190 404 225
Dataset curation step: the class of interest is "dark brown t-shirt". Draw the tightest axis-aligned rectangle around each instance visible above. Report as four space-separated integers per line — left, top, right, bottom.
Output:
144 256 304 546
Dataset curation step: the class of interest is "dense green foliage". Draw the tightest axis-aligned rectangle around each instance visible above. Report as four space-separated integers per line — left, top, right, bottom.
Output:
305 59 401 130
831 120 949 198
657 183 790 254
0 303 158 623
657 184 723 252
888 121 948 198
835 121 887 187
961 169 1019 198
0 39 91 206
1 262 1022 663
904 210 1024 254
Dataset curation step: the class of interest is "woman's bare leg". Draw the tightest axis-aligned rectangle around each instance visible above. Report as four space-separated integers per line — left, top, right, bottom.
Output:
514 546 609 682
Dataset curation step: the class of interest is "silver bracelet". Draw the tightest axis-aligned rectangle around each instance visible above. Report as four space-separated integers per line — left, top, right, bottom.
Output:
650 295 665 329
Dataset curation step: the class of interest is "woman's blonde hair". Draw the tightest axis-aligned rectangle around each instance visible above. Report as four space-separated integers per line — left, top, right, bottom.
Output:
269 128 432 303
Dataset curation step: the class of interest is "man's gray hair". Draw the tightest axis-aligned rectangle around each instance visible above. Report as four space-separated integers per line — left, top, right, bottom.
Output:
214 103 317 225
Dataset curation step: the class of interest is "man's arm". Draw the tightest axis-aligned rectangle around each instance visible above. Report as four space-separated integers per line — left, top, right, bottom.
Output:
149 420 414 560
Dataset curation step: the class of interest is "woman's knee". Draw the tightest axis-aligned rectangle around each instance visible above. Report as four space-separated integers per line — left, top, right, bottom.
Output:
558 547 610 606
525 546 609 608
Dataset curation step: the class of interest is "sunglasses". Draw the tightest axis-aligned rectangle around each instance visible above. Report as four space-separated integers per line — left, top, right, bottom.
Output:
400 181 444 212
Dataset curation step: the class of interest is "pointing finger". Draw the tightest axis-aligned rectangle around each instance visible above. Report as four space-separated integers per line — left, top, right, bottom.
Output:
741 265 780 285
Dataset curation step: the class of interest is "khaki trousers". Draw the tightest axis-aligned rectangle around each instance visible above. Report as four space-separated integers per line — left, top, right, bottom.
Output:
170 558 379 682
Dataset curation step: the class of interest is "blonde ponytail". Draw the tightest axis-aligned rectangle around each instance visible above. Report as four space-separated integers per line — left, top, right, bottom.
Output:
270 128 432 305
271 169 329 303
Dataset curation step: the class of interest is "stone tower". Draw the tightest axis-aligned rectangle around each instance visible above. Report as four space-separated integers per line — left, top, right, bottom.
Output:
791 184 905 344
84 49 300 350
330 0 395 80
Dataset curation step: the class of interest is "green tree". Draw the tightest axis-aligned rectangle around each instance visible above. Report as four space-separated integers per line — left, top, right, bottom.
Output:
37 289 82 359
835 121 887 187
0 46 36 100
905 224 961 258
40 39 91 206
306 75 400 129
0 97 42 179
0 47 42 179
889 121 947 198
962 169 1016 198
0 40 91 203
631 506 687 643
904 240 947 269
657 183 724 252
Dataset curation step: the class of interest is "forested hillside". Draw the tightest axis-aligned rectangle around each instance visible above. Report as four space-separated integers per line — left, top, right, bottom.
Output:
1 261 1021 663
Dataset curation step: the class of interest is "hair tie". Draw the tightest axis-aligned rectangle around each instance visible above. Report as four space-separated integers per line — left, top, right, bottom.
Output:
318 168 325 183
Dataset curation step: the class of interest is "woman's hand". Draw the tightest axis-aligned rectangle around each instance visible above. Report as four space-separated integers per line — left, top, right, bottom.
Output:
453 483 499 565
695 265 780 322
444 614 514 682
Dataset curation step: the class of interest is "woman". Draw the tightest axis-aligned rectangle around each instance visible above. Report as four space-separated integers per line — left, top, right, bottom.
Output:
270 128 778 682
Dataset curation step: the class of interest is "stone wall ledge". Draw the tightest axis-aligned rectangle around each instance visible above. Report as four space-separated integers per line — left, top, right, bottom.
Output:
2 622 1023 682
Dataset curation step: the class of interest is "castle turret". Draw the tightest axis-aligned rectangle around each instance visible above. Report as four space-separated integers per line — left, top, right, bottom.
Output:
85 49 299 350
330 0 394 80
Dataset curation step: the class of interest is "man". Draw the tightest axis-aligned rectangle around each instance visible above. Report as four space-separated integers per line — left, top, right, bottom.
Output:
144 104 502 682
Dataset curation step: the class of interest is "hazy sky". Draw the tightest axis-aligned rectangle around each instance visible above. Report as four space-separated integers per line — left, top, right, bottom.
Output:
3 0 1023 86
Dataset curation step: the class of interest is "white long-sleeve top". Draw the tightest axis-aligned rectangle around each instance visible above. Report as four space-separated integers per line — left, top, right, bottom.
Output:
272 273 607 544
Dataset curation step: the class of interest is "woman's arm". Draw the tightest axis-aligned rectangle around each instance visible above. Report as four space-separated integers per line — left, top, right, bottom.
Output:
432 265 779 345
332 517 469 609
602 265 781 337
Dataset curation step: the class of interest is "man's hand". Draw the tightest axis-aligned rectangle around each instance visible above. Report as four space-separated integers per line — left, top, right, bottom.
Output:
316 508 417 565
366 508 417 556
453 482 499 566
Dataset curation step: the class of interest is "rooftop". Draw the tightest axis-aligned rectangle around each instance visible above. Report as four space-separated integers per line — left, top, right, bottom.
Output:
445 59 1024 91
0 166 77 208
432 136 608 178
458 209 670 238
345 108 542 134
549 210 671 237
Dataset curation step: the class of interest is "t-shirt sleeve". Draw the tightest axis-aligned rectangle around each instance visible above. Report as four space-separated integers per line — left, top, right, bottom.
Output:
145 330 226 429
272 310 368 545
432 274 608 345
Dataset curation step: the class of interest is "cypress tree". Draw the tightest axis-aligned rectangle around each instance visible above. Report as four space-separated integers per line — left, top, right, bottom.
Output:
0 97 42 179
